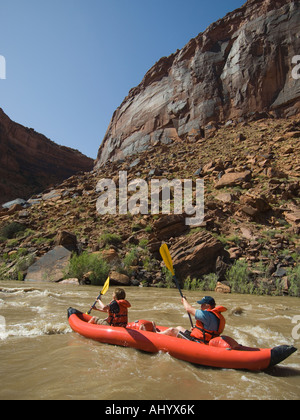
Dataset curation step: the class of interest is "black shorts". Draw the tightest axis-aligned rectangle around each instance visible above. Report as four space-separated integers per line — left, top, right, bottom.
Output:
178 330 203 343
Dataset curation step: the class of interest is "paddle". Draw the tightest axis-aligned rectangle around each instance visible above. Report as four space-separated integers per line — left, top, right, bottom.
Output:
159 244 193 328
87 277 110 314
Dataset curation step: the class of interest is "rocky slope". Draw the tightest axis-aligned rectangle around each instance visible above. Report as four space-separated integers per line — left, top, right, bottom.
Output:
0 115 299 295
0 108 94 205
95 0 300 167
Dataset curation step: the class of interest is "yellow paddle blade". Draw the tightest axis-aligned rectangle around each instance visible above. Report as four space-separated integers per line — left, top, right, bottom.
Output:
159 244 175 276
101 277 110 295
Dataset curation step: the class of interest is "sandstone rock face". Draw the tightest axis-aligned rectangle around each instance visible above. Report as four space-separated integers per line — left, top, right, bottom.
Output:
25 246 72 282
109 271 130 286
0 108 94 205
169 231 230 283
95 0 300 168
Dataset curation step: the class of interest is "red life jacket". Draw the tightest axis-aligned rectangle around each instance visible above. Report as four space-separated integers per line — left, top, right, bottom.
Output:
190 306 227 344
107 299 131 327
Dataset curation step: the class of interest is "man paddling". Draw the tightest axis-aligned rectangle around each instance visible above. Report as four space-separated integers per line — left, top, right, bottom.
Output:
159 296 227 344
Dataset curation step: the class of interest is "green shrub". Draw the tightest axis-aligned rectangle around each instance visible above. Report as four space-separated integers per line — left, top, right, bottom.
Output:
122 247 139 275
66 252 109 286
287 265 300 297
2 253 36 281
225 260 251 294
0 222 26 240
184 273 218 291
100 233 122 246
162 267 175 288
184 276 202 291
138 239 148 248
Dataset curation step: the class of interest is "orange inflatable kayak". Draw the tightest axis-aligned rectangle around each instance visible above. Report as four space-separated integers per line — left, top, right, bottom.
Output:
68 308 297 371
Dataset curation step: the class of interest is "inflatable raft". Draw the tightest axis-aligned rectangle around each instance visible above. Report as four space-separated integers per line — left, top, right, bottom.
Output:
68 308 297 371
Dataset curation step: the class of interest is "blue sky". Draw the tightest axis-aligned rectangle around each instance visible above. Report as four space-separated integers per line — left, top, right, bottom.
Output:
0 0 245 159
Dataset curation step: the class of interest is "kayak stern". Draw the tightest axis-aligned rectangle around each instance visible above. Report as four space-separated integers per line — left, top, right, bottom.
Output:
269 345 297 367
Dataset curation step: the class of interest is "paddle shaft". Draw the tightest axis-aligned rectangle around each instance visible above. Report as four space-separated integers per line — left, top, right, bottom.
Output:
173 275 194 328
159 244 194 329
87 293 102 315
87 277 110 315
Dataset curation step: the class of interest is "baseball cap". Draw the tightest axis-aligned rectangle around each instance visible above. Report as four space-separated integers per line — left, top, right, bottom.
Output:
197 296 216 306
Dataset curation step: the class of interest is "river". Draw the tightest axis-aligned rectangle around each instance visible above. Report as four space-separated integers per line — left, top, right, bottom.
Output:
0 281 299 401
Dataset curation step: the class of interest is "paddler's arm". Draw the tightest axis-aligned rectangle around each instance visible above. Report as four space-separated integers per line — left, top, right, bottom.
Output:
181 297 196 316
91 298 110 313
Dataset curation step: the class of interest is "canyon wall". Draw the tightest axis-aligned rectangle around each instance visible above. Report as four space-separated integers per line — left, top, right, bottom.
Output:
95 0 300 168
0 108 94 205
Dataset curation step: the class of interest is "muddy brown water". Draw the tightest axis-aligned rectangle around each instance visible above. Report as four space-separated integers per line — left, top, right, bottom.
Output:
0 281 299 400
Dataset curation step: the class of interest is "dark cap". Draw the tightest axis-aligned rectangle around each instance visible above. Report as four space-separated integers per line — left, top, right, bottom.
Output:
197 296 216 306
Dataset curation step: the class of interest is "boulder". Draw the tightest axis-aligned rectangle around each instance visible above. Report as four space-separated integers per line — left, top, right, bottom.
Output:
284 205 300 226
55 230 78 252
240 227 257 240
59 278 80 285
239 194 271 216
169 231 229 282
109 271 130 286
25 246 72 282
152 214 189 241
215 171 252 189
2 198 27 209
215 193 237 204
101 249 120 264
148 214 189 253
215 282 231 294
7 203 24 215
42 190 63 202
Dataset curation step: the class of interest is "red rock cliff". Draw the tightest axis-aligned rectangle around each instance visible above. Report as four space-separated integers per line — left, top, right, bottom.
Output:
0 108 94 205
95 0 300 167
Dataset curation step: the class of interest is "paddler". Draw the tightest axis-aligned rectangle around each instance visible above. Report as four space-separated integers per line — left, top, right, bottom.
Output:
88 287 131 327
158 296 227 343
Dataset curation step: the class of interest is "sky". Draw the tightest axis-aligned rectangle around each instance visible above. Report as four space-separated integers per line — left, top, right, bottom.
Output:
0 0 245 159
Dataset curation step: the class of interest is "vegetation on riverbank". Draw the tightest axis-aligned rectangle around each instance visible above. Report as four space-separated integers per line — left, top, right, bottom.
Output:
184 259 300 297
